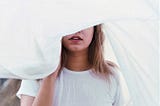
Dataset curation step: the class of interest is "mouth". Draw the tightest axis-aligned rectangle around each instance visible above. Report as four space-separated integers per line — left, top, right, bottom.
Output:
69 36 83 40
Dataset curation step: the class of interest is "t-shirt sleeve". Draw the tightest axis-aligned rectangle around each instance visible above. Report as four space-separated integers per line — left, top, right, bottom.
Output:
16 80 40 99
112 68 133 106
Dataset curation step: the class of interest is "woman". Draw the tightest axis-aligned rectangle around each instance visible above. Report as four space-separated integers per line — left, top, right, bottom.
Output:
17 24 132 106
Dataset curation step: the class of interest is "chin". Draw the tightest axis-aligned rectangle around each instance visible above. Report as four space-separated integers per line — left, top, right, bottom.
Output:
69 47 88 53
70 48 82 52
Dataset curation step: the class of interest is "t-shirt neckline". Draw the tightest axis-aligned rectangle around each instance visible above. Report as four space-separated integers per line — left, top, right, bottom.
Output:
63 67 92 75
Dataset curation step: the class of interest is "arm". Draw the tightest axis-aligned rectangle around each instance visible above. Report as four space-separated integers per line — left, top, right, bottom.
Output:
32 72 58 106
21 95 35 106
21 68 59 106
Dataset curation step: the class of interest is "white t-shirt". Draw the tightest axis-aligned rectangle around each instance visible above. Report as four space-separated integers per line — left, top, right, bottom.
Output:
17 67 132 106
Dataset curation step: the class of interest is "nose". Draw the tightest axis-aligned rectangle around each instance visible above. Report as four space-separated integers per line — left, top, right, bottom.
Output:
76 31 81 34
75 31 83 35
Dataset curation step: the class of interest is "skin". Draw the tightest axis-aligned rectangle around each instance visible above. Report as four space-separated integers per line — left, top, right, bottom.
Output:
62 26 94 71
20 26 94 106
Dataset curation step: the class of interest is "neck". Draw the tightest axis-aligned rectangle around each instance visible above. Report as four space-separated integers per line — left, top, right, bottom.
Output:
65 50 91 71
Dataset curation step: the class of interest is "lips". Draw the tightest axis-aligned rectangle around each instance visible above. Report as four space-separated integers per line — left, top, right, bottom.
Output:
69 36 83 40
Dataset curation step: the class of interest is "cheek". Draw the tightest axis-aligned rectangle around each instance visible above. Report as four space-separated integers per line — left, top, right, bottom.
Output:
86 33 93 44
82 36 93 49
62 37 68 48
84 28 94 43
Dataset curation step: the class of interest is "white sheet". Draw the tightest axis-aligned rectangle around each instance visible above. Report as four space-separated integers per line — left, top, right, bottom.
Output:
0 0 159 105
103 20 159 106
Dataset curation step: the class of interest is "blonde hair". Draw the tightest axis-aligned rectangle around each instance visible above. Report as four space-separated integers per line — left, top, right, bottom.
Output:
59 24 117 81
